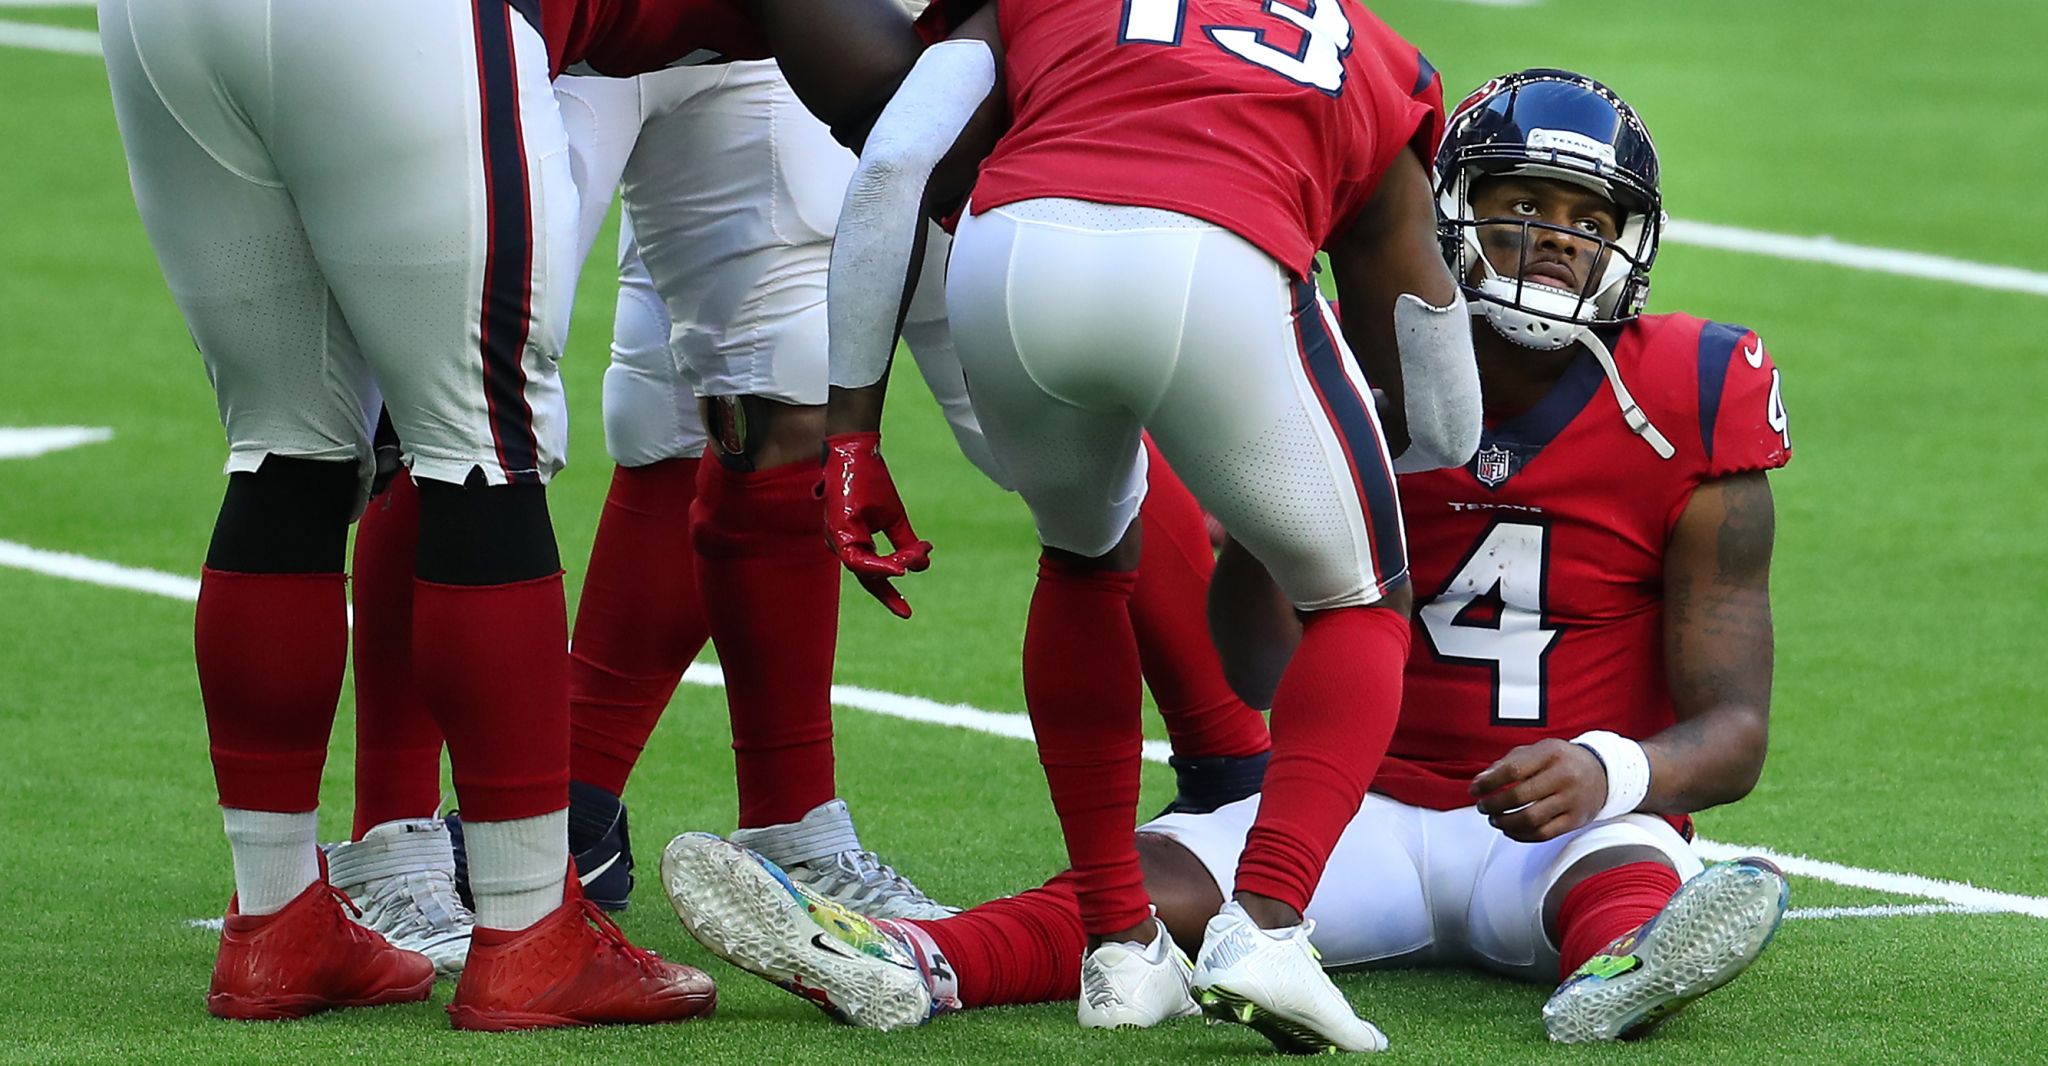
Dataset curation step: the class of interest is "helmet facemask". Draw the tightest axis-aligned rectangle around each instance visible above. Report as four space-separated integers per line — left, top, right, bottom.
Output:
1439 159 1660 351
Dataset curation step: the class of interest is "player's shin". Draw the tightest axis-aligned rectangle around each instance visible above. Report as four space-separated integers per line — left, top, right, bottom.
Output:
350 471 445 839
691 457 840 829
1131 438 1273 802
410 479 571 932
200 458 359 913
1025 555 1153 940
1232 605 1408 917
569 457 709 796
893 871 1088 1009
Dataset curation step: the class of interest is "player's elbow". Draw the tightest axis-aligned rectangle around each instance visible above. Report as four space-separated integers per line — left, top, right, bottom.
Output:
1708 705 1772 806
1395 410 1481 474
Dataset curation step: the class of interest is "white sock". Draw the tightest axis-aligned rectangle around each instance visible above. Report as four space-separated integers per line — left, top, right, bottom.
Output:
221 808 320 917
465 809 569 931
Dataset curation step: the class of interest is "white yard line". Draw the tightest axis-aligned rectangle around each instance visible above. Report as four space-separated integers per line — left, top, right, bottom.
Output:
1664 219 2048 298
0 539 200 601
1785 902 1989 921
0 425 112 460
1 546 2038 922
0 19 97 55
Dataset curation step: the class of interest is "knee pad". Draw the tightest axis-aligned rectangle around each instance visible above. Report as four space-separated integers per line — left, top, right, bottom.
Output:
413 473 561 585
205 456 360 574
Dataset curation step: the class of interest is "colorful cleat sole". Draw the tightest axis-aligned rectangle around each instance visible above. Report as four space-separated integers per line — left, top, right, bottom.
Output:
1543 858 1790 1043
660 832 932 1031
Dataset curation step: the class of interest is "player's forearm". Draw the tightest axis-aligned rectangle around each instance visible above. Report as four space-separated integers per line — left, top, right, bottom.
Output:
826 40 995 395
1639 705 1769 814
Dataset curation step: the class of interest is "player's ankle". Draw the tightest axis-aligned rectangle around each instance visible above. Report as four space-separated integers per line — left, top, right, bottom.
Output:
1230 892 1302 930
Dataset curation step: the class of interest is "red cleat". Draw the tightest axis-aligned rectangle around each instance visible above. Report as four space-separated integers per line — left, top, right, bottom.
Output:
207 881 437 1020
448 888 716 1031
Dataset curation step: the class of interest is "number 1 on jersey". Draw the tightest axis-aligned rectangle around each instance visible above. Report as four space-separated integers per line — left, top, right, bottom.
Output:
1121 0 1353 94
1418 520 1563 725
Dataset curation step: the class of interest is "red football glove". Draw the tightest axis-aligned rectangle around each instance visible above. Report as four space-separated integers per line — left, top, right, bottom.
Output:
821 432 932 619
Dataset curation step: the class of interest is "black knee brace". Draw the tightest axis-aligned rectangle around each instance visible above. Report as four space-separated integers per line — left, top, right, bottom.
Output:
412 468 560 586
204 456 360 574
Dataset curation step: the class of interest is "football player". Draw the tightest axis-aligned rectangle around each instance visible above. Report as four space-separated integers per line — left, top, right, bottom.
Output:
101 0 964 1030
811 0 1483 1050
330 4 1274 952
663 69 1792 1050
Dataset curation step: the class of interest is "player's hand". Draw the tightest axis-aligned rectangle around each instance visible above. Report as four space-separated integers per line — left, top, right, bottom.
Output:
1470 739 1607 843
821 431 932 619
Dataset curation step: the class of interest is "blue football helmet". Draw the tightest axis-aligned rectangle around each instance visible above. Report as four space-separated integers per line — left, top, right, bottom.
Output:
1436 69 1664 350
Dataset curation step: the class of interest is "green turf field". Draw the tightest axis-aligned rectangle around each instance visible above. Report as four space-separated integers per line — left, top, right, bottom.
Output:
2 0 2044 1062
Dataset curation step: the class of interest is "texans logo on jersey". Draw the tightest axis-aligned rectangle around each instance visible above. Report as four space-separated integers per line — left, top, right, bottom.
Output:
1474 444 1516 487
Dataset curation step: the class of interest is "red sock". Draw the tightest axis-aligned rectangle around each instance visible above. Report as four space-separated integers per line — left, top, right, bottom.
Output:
569 458 710 796
413 574 569 821
906 871 1086 1007
1234 605 1409 912
196 569 348 812
1025 556 1150 936
350 472 445 837
1131 437 1269 759
692 458 838 828
1555 862 1683 978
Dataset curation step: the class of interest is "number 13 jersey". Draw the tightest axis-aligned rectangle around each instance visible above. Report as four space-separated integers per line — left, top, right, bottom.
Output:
1372 314 1792 811
968 0 1443 279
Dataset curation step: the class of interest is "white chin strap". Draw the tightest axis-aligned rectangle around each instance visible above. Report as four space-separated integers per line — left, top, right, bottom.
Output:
1468 298 1676 460
1475 276 1587 351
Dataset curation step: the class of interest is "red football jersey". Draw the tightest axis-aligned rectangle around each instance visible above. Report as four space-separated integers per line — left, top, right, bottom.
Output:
1371 313 1792 811
968 0 1443 278
534 0 770 79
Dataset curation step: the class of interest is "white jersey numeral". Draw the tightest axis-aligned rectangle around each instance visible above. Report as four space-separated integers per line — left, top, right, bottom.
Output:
1120 0 1354 94
1417 520 1563 725
1764 367 1790 450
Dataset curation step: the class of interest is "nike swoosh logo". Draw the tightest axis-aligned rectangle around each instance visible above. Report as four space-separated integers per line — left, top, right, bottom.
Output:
579 853 621 885
1742 340 1765 369
811 933 918 972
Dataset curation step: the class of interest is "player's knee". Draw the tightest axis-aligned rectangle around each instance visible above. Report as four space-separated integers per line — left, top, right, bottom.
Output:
702 394 824 472
1041 517 1142 572
1138 832 1224 956
412 470 560 585
204 456 360 574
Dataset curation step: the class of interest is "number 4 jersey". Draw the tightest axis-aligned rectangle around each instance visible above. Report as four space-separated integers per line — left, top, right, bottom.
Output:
964 0 1444 278
1372 314 1792 811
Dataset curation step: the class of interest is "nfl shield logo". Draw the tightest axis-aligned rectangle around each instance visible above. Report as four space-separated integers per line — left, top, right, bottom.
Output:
1474 444 1515 488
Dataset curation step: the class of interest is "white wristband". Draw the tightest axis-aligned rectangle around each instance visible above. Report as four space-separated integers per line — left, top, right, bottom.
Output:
1571 730 1651 822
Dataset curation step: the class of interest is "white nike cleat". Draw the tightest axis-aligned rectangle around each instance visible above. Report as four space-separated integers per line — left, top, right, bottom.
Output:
1193 901 1388 1054
661 832 935 1031
730 799 957 921
1078 919 1202 1030
1543 857 1789 1043
323 818 474 977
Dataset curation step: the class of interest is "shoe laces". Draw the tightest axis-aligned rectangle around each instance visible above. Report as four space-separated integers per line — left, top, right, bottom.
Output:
577 898 667 976
356 868 472 941
807 849 945 911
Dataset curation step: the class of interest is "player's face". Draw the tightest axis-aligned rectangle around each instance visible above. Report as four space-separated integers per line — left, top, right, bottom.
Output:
1466 176 1621 297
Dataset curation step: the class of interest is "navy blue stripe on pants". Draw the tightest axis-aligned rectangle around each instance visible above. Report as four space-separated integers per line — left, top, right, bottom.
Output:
1291 278 1406 590
472 0 540 483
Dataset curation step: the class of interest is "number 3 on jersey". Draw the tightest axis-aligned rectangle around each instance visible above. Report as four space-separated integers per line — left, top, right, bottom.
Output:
1121 0 1354 94
1418 520 1563 725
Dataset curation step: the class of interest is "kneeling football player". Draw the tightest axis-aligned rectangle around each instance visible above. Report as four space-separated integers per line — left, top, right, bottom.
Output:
659 68 1793 1047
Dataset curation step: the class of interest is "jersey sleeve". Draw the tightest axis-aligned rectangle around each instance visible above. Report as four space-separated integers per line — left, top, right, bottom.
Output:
1694 322 1792 478
1363 27 1446 182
